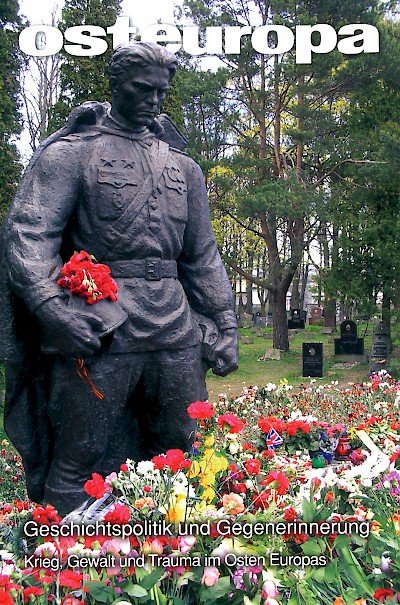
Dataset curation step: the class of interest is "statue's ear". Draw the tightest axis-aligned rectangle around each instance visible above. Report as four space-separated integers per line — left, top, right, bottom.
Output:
109 76 118 96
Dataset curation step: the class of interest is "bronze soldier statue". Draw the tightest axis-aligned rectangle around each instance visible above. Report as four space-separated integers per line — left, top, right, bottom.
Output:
1 42 238 513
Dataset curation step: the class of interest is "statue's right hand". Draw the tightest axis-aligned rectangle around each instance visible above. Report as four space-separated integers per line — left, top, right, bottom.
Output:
35 297 105 358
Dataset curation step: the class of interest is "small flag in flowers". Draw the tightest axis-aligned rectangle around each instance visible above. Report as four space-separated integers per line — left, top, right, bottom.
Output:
266 427 283 449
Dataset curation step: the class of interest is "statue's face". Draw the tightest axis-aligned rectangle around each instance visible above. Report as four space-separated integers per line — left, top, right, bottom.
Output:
111 64 170 128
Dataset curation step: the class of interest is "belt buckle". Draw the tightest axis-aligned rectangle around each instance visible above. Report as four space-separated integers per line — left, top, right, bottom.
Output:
145 258 161 280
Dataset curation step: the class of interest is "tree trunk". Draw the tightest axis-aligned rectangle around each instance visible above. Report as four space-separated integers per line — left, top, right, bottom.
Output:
245 280 253 315
271 287 289 351
324 298 336 328
290 270 301 309
382 288 391 332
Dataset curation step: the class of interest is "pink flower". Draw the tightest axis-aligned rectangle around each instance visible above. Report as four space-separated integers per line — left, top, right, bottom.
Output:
178 535 196 554
201 566 220 587
261 580 279 599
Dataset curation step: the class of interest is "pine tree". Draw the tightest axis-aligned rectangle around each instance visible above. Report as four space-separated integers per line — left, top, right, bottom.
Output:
49 0 122 131
0 0 22 221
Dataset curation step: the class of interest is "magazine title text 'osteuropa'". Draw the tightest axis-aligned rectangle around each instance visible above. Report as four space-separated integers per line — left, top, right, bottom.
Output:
19 17 379 64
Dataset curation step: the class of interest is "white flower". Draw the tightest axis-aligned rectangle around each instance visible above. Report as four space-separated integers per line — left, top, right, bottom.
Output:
136 461 156 475
229 442 240 455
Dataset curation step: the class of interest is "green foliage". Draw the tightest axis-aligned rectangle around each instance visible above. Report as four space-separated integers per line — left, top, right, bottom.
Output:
0 0 22 220
48 0 122 132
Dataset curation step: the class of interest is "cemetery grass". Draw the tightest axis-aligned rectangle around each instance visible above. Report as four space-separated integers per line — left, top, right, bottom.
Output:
206 324 375 395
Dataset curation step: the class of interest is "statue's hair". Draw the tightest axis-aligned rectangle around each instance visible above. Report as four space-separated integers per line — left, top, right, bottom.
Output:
109 42 178 86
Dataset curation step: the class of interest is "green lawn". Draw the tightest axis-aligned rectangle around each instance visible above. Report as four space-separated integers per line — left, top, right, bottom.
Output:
206 324 375 396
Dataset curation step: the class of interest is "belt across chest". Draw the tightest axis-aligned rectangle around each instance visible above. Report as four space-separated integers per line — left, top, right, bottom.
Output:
105 259 177 280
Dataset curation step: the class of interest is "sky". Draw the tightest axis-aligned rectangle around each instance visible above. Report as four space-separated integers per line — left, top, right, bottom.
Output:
18 0 182 31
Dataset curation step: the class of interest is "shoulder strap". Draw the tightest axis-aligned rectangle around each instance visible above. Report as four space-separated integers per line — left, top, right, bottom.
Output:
98 139 170 256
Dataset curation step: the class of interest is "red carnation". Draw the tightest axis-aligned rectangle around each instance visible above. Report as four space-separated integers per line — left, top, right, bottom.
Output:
32 504 61 525
217 413 244 434
187 401 214 420
245 459 262 476
104 503 131 525
84 473 109 499
373 589 395 603
23 587 44 603
0 591 15 605
58 570 83 589
283 506 298 521
152 449 190 473
258 416 286 434
261 470 290 495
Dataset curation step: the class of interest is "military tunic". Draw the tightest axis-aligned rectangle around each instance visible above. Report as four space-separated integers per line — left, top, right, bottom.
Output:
5 116 236 511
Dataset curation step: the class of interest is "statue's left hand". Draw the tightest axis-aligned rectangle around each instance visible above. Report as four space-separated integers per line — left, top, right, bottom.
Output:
211 328 239 377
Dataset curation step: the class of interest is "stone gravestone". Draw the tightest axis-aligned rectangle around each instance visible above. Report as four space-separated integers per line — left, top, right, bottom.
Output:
254 312 267 328
302 343 323 377
267 311 273 326
334 320 365 355
370 321 392 373
288 308 305 330
308 306 323 326
242 312 253 328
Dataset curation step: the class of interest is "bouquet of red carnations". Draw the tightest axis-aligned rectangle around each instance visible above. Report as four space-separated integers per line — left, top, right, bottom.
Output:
57 250 118 305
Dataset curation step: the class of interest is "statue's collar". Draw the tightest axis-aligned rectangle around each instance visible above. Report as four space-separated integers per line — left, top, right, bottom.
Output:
98 110 155 146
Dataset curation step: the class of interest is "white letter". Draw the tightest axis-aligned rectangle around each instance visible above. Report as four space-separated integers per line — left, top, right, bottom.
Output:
107 16 137 48
296 24 337 64
19 25 63 57
141 23 182 53
224 26 252 54
64 26 108 57
251 25 294 55
182 26 223 55
338 24 379 55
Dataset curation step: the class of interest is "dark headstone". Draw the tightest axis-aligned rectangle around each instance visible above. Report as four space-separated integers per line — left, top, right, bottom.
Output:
267 312 273 327
334 320 364 355
369 321 392 373
302 343 323 377
288 308 305 330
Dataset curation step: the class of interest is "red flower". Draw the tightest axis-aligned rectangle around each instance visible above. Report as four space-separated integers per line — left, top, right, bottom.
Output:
23 587 44 603
217 413 244 434
245 459 262 476
32 504 61 525
152 450 190 473
0 590 15 605
286 420 311 436
187 401 214 420
57 251 118 304
165 450 191 473
373 589 395 603
84 473 109 499
61 598 85 605
283 506 298 521
252 491 270 510
120 463 128 472
104 503 131 525
58 570 83 589
258 416 286 434
261 470 290 495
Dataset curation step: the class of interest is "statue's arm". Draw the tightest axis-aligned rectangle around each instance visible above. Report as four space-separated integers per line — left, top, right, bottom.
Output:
6 141 104 357
178 159 238 376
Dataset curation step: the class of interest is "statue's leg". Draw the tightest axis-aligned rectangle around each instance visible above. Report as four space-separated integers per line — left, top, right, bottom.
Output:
135 344 206 459
43 353 144 514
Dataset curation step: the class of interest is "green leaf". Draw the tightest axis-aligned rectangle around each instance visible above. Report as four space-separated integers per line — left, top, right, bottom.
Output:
208 576 232 599
86 581 114 604
302 497 316 523
301 537 324 556
141 567 166 590
128 585 149 598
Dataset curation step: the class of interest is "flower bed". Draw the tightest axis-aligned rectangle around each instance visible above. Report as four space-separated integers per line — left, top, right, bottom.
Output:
0 372 400 605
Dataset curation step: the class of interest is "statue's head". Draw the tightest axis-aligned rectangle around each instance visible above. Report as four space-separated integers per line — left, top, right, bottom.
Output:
108 42 178 128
